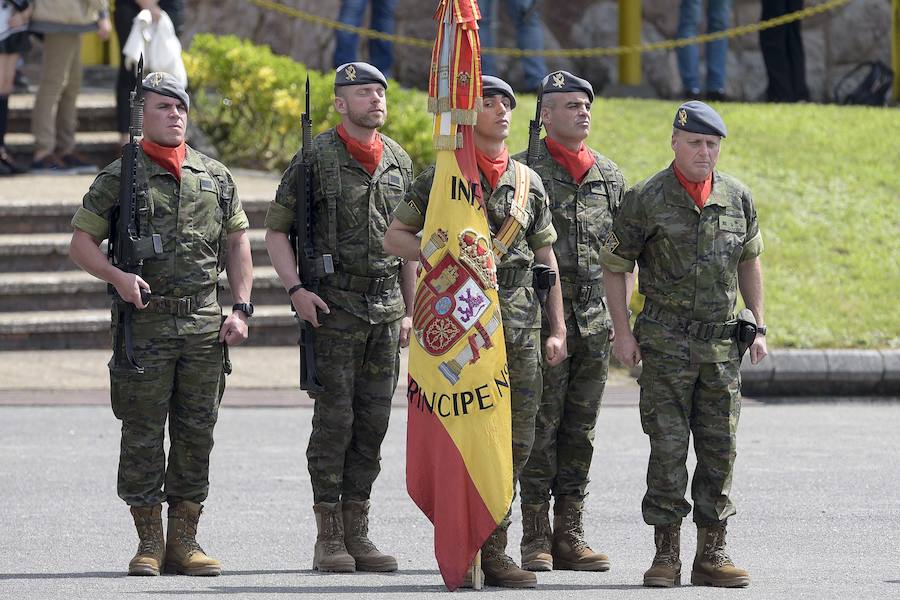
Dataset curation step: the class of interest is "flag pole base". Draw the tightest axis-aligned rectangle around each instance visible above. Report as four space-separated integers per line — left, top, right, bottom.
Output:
473 550 484 590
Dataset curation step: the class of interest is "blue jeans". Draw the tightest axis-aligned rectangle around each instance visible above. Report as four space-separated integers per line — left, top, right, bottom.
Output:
479 0 547 91
676 0 732 93
333 0 398 78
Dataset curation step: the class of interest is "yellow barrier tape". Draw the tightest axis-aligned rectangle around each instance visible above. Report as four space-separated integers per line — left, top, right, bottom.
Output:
247 0 850 58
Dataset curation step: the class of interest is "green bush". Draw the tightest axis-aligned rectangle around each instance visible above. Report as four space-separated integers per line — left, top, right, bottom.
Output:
184 34 435 172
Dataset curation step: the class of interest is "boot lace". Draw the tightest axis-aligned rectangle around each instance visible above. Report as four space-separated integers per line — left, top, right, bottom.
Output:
703 527 734 568
172 516 204 557
135 521 163 556
347 510 379 553
652 527 679 566
521 509 551 554
562 510 590 553
321 510 347 554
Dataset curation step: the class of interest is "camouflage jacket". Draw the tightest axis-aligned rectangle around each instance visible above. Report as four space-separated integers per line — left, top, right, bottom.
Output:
71 145 249 336
265 128 413 325
393 157 557 329
600 165 764 362
513 139 625 336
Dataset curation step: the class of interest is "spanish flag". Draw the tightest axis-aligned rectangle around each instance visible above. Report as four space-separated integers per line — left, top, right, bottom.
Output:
406 0 513 591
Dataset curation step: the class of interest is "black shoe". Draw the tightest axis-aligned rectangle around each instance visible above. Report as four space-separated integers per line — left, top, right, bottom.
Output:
57 153 99 174
13 70 29 93
30 155 65 174
705 90 728 102
683 88 702 100
0 150 26 174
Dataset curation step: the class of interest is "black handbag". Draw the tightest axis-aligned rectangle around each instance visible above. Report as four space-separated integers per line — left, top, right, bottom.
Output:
833 61 894 107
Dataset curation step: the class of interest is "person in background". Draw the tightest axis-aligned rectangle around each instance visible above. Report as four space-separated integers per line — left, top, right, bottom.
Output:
29 0 111 173
114 0 184 146
676 0 732 101
333 0 398 79
478 0 548 92
0 0 33 175
759 0 809 102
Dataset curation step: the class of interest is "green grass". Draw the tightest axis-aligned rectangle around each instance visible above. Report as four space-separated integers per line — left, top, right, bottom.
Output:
504 97 900 349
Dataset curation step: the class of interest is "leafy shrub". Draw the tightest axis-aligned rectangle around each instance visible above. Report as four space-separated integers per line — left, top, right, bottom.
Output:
184 34 435 173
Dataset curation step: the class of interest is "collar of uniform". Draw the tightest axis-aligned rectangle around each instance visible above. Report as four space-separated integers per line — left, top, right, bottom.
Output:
179 146 209 174
663 163 727 211
540 138 602 186
330 127 389 180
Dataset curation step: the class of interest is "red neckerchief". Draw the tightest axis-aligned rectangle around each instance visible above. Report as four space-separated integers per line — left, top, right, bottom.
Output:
544 136 595 184
141 139 186 181
673 162 713 209
474 146 509 190
336 123 383 175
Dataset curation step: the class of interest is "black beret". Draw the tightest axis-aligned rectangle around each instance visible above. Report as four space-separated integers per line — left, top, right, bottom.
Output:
673 100 727 137
334 62 388 89
142 71 189 111
481 75 516 108
540 70 594 102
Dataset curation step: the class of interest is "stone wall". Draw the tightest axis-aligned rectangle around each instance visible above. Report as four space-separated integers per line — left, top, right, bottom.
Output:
183 0 894 102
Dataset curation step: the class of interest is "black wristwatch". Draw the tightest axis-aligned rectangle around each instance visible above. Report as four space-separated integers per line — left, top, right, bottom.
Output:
232 302 254 318
756 325 767 336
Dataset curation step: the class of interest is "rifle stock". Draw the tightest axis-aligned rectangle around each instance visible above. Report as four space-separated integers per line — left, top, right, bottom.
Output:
108 57 162 373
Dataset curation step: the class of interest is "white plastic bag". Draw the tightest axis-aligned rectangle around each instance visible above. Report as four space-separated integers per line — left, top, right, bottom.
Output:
122 9 187 88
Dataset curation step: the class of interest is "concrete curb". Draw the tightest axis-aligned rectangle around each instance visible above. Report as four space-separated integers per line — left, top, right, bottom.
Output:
740 349 899 396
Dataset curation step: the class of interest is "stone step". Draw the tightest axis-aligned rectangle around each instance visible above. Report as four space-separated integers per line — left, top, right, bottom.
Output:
0 266 289 312
0 195 272 234
6 90 118 134
0 303 299 350
0 229 274 272
4 131 121 170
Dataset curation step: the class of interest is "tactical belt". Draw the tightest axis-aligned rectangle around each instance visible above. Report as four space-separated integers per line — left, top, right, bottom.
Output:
143 288 218 317
641 300 737 341
323 271 399 295
496 268 532 288
559 280 604 303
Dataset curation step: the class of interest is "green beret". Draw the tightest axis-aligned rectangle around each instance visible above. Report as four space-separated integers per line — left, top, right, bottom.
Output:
540 70 594 103
141 71 189 112
482 75 516 108
334 62 388 89
673 100 727 138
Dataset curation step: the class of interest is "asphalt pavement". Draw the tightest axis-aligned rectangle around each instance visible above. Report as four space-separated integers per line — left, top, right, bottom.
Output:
1 394 898 599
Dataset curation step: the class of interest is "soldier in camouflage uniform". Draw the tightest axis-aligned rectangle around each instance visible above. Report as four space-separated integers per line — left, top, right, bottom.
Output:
385 75 568 589
601 101 768 589
264 62 414 574
513 71 633 573
69 73 252 577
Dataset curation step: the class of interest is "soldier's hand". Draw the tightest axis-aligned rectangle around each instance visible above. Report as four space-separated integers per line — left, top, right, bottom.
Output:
544 333 567 367
749 334 768 365
220 312 249 346
613 331 641 368
399 316 413 348
608 326 616 343
114 272 150 308
290 288 329 327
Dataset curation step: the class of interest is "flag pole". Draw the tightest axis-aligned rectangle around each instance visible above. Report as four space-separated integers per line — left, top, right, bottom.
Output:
473 549 483 590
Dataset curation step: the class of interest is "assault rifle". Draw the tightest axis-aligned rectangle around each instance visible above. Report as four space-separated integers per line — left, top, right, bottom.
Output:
291 77 333 391
108 57 162 373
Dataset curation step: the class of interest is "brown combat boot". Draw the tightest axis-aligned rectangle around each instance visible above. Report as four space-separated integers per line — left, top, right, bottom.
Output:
481 522 537 588
312 502 356 572
128 505 164 576
690 522 750 587
164 501 221 576
520 502 552 571
643 524 681 587
551 496 610 571
342 500 398 572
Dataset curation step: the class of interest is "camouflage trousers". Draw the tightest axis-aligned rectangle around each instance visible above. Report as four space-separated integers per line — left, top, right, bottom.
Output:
110 330 226 507
504 326 543 490
637 347 742 526
306 306 401 503
520 320 610 504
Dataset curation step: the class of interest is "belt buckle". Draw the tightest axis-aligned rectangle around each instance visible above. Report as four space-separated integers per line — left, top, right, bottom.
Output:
369 277 385 296
177 297 192 317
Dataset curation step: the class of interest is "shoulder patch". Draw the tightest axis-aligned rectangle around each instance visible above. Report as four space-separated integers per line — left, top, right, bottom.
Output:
200 177 216 192
604 231 620 253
